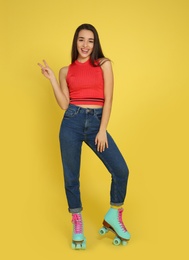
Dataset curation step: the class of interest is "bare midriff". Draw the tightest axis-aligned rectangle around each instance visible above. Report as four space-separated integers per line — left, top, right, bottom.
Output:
77 104 103 108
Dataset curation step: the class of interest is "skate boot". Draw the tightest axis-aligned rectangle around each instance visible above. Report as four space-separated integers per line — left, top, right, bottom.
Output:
99 208 131 246
71 213 86 250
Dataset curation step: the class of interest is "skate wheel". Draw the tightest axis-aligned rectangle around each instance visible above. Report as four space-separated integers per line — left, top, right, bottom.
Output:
71 238 86 250
113 237 121 246
121 240 127 246
99 227 108 235
81 240 86 249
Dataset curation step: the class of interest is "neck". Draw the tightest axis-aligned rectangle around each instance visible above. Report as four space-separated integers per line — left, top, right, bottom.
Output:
77 57 90 63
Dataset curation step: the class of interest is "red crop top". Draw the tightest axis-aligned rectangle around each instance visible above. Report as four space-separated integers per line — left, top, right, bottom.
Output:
66 59 104 106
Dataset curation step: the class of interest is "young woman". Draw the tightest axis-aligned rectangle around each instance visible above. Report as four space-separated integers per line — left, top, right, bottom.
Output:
38 23 131 249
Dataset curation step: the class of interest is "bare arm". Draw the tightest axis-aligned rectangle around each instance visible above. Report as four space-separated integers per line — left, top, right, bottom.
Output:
38 60 69 110
59 66 70 109
95 60 114 152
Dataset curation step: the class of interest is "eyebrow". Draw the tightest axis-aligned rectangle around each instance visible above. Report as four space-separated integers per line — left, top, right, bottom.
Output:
78 36 94 40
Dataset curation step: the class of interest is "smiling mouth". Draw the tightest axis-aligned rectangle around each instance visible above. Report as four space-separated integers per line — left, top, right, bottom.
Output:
81 49 89 54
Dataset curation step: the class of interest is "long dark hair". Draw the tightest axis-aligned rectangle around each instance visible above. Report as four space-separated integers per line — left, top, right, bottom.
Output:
71 24 108 66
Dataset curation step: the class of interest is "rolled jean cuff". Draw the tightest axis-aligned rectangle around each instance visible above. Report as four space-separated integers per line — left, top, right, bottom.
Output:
69 207 83 213
110 202 123 207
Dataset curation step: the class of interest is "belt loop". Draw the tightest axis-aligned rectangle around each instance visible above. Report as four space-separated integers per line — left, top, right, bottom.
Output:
77 106 81 113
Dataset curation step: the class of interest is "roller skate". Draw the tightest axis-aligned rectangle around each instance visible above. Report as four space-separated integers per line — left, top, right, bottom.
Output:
99 208 131 246
71 213 86 250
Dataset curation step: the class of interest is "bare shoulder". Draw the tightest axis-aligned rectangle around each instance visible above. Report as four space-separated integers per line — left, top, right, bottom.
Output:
59 66 69 79
100 59 112 71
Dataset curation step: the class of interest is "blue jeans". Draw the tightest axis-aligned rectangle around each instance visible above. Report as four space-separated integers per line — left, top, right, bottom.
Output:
59 104 129 213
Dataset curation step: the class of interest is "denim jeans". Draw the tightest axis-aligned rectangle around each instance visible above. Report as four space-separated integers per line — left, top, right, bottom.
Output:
59 104 129 213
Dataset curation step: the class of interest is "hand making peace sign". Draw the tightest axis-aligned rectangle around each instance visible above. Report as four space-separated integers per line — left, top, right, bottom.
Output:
38 60 55 80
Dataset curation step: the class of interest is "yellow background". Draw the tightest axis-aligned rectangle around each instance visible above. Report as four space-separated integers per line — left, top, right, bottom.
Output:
1 0 189 259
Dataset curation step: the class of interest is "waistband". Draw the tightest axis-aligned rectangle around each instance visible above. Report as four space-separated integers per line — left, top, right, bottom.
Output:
68 104 103 115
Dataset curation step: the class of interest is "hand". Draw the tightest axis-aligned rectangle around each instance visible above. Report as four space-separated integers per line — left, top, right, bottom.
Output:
38 60 55 80
95 130 108 152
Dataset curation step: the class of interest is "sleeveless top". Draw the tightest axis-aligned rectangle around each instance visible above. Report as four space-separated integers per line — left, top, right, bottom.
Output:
66 59 104 106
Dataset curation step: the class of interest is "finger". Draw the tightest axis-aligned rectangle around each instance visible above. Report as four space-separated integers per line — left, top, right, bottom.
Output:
97 141 101 152
38 63 43 69
99 143 105 153
100 143 104 152
43 60 49 67
97 143 100 152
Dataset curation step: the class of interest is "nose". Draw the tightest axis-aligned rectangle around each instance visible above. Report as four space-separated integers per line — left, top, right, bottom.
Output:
82 41 88 47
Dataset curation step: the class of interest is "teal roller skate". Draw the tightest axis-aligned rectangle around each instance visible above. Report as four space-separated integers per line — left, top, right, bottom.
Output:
99 208 130 246
71 213 86 250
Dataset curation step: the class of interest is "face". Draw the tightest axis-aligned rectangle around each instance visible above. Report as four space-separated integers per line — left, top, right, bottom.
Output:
77 29 94 62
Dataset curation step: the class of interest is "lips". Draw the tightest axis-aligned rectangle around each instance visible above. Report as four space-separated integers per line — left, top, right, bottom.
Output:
81 49 89 54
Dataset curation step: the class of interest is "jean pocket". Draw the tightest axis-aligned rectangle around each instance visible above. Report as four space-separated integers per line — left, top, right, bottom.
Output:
94 112 102 122
64 108 77 118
